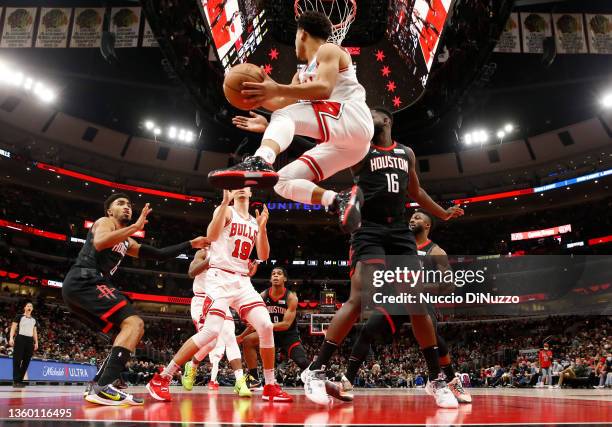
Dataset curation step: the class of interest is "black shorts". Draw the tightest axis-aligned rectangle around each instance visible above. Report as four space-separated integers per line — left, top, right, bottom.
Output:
62 267 137 334
349 220 416 276
274 330 302 357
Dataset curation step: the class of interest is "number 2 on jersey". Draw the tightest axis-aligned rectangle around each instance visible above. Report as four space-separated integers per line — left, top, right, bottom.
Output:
232 239 252 260
386 173 399 193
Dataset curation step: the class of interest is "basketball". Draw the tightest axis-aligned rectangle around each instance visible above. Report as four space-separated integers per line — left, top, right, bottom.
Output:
223 63 264 110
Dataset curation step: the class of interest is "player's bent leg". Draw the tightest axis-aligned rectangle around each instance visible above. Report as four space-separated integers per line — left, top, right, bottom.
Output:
208 103 321 189
311 261 375 370
147 311 225 402
438 335 472 403
242 332 260 371
86 312 145 407
413 315 458 408
243 305 292 402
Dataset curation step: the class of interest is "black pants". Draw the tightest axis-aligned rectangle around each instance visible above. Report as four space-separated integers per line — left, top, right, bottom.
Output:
13 335 34 383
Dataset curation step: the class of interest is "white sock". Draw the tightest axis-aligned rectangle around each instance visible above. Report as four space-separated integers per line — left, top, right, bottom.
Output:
254 146 277 164
263 369 275 385
161 360 180 379
211 361 219 382
321 190 337 207
234 369 244 381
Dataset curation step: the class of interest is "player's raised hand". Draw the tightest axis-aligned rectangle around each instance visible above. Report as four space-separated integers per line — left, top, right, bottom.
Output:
255 204 269 228
232 111 269 133
190 236 211 249
134 203 152 230
444 205 464 220
221 190 232 206
241 69 279 103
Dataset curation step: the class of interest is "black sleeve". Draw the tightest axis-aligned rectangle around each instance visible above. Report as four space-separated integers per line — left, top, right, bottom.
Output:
13 315 21 324
138 241 192 261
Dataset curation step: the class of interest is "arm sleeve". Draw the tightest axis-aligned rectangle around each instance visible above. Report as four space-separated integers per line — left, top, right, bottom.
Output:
139 241 192 261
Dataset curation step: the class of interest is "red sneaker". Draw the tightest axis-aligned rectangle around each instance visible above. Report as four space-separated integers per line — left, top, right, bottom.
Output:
208 380 219 390
146 373 172 402
262 384 293 402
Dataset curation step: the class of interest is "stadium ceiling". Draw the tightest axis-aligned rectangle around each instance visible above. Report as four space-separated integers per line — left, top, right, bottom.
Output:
3 0 610 157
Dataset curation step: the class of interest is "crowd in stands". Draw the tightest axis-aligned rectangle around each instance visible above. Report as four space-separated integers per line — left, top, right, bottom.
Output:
1 296 609 389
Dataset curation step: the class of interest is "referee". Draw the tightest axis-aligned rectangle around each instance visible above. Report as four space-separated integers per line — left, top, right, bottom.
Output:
9 302 38 388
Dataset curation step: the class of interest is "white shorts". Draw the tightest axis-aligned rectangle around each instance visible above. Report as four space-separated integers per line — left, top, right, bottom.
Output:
202 268 266 320
269 100 373 182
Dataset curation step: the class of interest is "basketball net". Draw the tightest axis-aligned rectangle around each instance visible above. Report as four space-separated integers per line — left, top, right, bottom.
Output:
294 0 356 45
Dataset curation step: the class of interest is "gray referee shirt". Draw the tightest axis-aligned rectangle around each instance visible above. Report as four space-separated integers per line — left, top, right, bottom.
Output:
13 315 37 338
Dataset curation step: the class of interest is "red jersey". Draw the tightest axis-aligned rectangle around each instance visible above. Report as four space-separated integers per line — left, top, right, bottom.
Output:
539 349 552 368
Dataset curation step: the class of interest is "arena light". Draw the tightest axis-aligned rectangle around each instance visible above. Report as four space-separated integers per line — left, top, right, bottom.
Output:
0 60 57 103
602 92 612 109
144 119 195 144
496 130 506 139
504 123 514 133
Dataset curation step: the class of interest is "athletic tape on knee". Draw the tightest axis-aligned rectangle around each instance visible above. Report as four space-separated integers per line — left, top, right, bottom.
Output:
262 110 296 153
246 306 274 348
192 314 225 348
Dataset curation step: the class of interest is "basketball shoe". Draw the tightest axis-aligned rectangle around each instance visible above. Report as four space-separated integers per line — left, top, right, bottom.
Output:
262 384 293 402
86 383 143 406
425 377 459 408
208 156 278 189
301 364 330 405
181 361 196 391
146 373 172 402
447 377 472 404
327 185 364 234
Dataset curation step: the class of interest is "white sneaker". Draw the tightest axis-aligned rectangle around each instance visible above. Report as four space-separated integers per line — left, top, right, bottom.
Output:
301 364 330 405
425 378 459 409
447 377 472 404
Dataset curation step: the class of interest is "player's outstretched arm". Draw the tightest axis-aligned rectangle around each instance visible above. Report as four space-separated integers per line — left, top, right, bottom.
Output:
127 236 209 260
92 203 152 251
207 190 232 242
242 44 340 102
405 148 464 221
188 248 210 278
254 205 270 261
273 292 298 332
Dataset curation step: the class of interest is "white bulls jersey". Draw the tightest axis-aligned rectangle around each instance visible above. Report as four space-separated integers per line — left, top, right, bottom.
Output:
298 47 366 104
208 206 258 275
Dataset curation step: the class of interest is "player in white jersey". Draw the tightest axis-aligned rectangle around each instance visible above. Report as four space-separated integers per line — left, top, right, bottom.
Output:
179 247 252 397
147 188 292 402
209 11 374 234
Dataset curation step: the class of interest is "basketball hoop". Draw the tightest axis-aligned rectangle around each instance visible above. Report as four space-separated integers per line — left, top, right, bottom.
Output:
294 0 357 45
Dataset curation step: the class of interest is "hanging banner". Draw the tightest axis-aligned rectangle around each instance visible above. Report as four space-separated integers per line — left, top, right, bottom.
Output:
110 7 141 48
141 18 158 47
586 14 612 54
520 12 552 54
494 13 521 53
1 8 37 48
553 13 588 54
35 8 71 48
70 8 103 48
